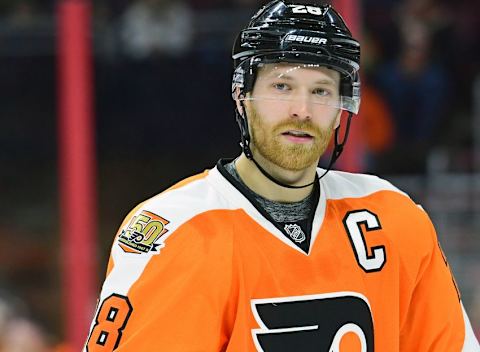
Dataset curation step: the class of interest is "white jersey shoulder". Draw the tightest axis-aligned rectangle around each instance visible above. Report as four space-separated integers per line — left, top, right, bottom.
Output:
321 168 409 201
135 171 232 233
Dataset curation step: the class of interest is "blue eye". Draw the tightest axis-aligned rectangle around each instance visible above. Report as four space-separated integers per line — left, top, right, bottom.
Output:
273 83 290 91
313 88 330 96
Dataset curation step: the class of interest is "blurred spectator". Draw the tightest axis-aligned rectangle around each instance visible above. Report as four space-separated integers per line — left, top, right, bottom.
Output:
397 0 450 32
0 289 53 352
442 0 480 106
374 18 449 173
357 83 395 171
1 318 52 352
119 0 193 59
362 0 400 60
355 32 395 172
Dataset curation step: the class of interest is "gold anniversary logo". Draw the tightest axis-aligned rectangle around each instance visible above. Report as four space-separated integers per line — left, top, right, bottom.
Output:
118 210 170 254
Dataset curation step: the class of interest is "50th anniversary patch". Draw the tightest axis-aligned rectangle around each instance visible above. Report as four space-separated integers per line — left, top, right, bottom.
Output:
117 210 170 254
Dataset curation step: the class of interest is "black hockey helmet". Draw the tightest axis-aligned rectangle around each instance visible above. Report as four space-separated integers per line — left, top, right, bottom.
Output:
231 0 361 185
232 0 360 111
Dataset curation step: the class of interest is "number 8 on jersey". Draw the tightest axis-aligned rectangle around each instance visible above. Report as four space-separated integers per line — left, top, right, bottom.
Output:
86 294 133 352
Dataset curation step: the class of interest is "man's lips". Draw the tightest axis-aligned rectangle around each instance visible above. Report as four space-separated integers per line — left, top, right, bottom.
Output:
281 130 314 143
281 130 314 137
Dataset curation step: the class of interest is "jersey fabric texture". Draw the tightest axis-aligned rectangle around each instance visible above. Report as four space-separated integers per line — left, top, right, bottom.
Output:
84 159 480 352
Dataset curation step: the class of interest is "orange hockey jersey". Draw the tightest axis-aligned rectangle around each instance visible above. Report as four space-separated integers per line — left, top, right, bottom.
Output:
84 160 480 351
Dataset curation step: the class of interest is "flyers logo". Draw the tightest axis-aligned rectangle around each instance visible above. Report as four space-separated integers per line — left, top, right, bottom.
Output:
251 292 374 351
117 210 170 254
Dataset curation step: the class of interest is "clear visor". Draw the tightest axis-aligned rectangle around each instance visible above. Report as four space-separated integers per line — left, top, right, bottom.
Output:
233 53 360 114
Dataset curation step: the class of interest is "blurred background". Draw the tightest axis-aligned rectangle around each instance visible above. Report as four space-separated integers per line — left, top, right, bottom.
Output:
0 0 479 350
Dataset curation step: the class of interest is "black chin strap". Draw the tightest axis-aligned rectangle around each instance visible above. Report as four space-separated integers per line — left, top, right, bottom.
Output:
317 111 354 180
250 157 317 189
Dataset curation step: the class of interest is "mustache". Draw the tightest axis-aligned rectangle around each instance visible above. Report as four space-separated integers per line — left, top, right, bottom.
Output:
273 120 322 136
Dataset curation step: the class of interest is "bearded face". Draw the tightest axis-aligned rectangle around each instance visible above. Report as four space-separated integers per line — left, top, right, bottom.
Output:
247 103 338 171
243 64 342 171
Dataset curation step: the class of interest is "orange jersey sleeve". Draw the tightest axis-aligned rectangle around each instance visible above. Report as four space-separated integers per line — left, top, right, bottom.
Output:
397 212 475 350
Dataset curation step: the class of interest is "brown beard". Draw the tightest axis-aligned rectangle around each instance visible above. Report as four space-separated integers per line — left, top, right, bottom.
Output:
248 105 336 171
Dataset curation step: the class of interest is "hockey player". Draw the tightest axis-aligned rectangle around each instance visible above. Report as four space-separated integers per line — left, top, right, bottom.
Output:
84 1 480 351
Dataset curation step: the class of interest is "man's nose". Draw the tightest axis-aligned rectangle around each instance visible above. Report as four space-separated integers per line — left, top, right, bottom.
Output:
288 95 313 120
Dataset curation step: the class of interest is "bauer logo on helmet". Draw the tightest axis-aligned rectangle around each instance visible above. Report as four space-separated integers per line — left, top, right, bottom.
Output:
284 34 328 45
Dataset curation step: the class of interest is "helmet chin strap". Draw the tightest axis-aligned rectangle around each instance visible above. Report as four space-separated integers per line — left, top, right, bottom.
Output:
249 156 317 189
317 111 354 179
238 99 354 190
